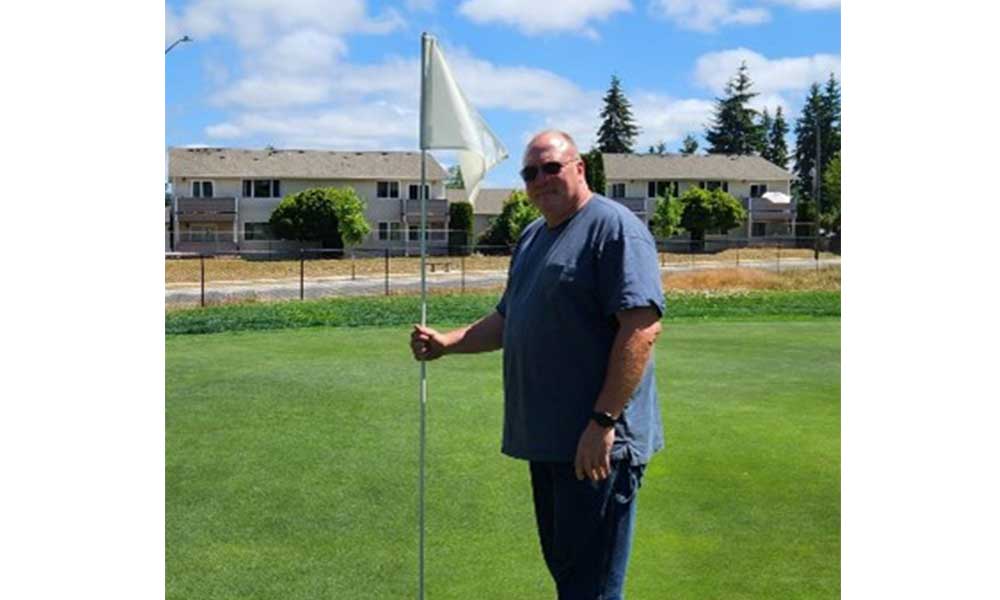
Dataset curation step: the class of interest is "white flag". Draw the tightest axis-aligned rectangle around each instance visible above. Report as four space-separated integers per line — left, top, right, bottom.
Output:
420 34 507 205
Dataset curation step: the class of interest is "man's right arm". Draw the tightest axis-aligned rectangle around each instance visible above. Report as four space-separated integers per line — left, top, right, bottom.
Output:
410 311 504 361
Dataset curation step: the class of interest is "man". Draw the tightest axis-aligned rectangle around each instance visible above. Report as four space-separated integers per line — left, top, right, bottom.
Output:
410 130 664 599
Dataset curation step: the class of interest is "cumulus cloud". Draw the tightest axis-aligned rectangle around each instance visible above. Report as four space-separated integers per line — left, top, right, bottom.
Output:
632 93 716 150
694 47 840 95
649 0 770 32
166 0 400 49
457 0 631 37
205 103 418 149
767 0 839 9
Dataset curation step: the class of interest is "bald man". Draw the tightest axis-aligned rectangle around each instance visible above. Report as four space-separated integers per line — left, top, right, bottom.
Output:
411 130 665 599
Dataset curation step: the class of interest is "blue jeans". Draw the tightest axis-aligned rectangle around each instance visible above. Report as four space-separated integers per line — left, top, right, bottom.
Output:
529 459 645 600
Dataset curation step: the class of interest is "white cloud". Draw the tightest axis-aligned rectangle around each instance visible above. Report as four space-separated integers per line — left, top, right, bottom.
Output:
210 75 333 109
694 48 840 95
205 103 418 149
650 0 770 32
166 0 400 49
405 0 437 11
767 0 839 9
458 0 631 37
258 29 348 75
632 93 715 150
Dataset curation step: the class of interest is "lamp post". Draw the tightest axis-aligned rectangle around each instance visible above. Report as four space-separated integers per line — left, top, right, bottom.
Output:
166 34 192 251
165 35 192 55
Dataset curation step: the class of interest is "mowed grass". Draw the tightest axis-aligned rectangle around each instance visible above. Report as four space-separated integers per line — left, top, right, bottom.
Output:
167 319 840 599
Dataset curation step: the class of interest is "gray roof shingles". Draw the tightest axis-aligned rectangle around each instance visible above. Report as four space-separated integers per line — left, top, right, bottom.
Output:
602 153 792 181
168 147 448 180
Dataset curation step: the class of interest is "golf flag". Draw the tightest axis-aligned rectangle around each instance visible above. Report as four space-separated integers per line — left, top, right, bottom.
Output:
420 34 507 205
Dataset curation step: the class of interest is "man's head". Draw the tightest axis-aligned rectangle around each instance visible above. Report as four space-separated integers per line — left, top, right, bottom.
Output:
521 130 592 226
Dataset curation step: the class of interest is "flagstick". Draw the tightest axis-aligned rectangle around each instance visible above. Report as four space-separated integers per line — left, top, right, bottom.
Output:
418 32 429 600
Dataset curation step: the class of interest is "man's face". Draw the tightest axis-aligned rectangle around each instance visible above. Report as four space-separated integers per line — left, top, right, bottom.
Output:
522 136 582 216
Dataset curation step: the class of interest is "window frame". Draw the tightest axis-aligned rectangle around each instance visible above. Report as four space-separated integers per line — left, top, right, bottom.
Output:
610 183 626 199
377 181 400 199
192 180 215 198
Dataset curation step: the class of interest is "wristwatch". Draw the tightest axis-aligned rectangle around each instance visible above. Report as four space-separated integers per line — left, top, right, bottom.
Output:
590 411 618 428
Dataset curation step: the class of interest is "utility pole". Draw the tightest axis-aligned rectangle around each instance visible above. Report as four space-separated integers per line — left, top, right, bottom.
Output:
813 114 821 261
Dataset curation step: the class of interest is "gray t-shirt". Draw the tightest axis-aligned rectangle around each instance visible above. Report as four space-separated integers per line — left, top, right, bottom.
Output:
496 194 666 465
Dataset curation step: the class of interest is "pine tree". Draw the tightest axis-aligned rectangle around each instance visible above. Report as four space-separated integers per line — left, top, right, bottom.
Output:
757 108 773 157
793 83 825 205
794 74 841 213
763 106 790 168
648 141 668 155
704 62 766 155
596 75 640 153
821 73 841 175
679 134 699 155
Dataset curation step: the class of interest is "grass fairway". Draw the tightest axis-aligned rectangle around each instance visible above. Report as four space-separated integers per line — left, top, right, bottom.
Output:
167 319 840 599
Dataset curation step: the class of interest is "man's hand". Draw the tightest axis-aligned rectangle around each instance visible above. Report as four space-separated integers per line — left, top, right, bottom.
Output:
574 420 615 481
411 325 447 361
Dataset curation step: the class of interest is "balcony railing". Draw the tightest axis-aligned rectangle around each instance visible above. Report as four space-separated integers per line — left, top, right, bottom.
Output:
612 197 647 215
401 198 449 219
743 196 796 223
175 196 237 215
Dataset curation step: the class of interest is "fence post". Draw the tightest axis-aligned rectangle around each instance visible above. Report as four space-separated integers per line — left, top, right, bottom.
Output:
351 250 356 281
299 249 304 301
200 254 205 307
776 246 781 274
736 248 740 268
385 248 390 296
461 255 466 294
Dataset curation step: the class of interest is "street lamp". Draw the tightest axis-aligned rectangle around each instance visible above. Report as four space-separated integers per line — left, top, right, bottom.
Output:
165 35 192 55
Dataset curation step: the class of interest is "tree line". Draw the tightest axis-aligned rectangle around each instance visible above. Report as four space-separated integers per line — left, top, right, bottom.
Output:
479 64 840 249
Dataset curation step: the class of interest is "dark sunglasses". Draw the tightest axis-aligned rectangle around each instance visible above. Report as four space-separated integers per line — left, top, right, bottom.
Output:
520 159 577 183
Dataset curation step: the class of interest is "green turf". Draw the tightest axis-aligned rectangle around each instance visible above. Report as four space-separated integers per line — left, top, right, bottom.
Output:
166 290 840 335
167 319 840 599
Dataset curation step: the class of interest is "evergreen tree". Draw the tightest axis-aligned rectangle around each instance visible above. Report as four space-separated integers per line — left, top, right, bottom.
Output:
793 83 825 206
794 74 840 213
821 73 841 176
704 62 765 155
679 134 699 155
596 75 640 153
582 148 606 196
445 164 465 189
757 108 773 157
764 106 790 168
648 141 668 155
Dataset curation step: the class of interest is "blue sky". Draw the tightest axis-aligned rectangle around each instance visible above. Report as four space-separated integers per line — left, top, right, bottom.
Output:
165 0 840 187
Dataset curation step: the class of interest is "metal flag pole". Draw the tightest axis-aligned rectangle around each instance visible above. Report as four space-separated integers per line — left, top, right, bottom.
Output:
418 31 430 600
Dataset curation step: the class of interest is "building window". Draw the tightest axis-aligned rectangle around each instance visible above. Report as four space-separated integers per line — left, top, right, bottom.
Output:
408 184 430 200
192 180 214 198
377 181 400 199
244 222 273 241
610 183 626 198
242 179 281 198
647 180 678 198
750 184 768 198
699 181 728 193
752 222 767 237
378 221 402 241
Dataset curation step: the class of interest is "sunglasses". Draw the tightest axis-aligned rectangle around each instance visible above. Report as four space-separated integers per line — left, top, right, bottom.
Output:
520 159 578 183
